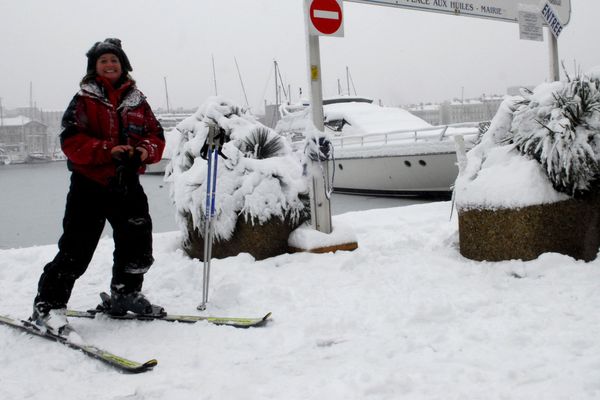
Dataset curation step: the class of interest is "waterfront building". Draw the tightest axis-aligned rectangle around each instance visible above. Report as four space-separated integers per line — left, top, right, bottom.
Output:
0 116 49 162
405 95 504 125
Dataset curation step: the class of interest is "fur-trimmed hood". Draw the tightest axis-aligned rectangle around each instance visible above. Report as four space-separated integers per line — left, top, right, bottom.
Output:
79 80 146 109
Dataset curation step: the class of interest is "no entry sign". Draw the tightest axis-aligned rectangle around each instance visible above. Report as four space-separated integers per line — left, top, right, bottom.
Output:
308 0 344 37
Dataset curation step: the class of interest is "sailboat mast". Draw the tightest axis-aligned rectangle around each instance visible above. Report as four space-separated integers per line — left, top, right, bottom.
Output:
212 54 218 96
346 66 350 96
274 60 279 106
163 76 171 113
234 57 250 108
347 68 357 96
274 61 288 103
29 81 33 119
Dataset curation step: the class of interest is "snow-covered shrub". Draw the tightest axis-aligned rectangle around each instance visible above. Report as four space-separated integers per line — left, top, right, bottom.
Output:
456 68 600 262
456 67 600 210
166 97 310 242
509 73 600 196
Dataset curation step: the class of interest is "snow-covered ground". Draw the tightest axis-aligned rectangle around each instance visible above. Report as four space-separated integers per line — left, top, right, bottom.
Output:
1 201 599 399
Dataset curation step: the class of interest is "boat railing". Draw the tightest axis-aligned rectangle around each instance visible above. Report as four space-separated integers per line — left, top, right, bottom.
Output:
331 121 481 148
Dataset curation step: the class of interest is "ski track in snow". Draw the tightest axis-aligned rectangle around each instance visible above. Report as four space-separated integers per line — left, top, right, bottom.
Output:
1 202 600 399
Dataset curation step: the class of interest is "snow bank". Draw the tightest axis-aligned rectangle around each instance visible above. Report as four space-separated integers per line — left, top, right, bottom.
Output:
288 220 357 250
324 101 431 135
457 144 569 208
455 95 567 209
2 202 600 399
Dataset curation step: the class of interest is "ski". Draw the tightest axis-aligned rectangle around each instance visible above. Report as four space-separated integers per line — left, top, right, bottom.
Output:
0 314 157 373
66 309 272 328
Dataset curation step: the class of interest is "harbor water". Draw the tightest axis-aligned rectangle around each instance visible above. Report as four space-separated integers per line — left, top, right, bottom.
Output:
0 161 432 249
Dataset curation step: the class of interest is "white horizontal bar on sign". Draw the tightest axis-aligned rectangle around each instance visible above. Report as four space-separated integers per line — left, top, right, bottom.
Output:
313 10 340 20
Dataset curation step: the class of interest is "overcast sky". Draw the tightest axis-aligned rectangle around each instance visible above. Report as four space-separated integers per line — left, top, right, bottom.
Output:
0 0 597 113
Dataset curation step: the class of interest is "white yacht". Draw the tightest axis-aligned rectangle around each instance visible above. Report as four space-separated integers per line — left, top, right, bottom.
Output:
276 97 481 197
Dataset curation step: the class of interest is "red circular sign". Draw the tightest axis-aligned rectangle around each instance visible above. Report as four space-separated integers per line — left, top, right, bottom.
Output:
310 0 342 35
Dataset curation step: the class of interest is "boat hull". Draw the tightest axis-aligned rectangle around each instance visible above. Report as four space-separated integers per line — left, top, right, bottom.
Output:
331 151 458 197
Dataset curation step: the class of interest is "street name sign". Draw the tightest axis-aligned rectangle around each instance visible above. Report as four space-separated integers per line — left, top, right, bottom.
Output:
344 0 571 26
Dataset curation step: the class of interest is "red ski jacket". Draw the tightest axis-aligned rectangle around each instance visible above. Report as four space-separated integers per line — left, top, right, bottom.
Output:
60 77 165 186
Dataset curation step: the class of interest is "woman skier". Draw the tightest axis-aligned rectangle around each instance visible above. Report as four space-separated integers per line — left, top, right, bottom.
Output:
31 38 166 334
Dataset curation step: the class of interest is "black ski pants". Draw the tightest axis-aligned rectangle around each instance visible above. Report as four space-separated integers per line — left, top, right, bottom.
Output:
34 172 154 311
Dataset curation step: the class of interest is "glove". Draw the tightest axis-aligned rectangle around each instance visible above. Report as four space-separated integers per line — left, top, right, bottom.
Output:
110 149 143 196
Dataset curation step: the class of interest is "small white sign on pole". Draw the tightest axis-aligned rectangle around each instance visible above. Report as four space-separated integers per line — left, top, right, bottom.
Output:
540 2 564 38
518 4 543 42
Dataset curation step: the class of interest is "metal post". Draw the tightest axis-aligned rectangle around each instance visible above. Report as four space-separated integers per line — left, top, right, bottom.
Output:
548 27 560 82
305 5 333 234
308 36 325 131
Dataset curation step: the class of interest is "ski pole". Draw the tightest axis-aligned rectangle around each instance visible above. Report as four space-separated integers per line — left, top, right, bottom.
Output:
198 149 213 310
198 124 222 311
206 148 219 262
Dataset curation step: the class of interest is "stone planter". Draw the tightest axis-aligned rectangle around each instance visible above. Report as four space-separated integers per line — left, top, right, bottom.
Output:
458 189 600 262
183 212 304 261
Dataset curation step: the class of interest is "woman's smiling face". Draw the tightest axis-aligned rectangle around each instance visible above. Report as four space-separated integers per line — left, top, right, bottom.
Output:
95 53 122 84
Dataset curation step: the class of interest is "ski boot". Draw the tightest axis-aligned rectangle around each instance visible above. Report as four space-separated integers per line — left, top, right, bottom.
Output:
97 291 166 317
29 304 73 336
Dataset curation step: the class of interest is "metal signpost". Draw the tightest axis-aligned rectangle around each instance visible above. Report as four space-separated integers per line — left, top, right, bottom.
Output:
304 0 344 234
345 0 571 82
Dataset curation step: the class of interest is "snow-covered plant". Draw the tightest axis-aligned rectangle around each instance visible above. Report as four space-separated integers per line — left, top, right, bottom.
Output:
509 73 600 196
166 97 310 241
240 127 285 160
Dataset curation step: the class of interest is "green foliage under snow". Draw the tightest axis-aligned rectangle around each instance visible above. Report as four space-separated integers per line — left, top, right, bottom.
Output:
508 73 600 196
